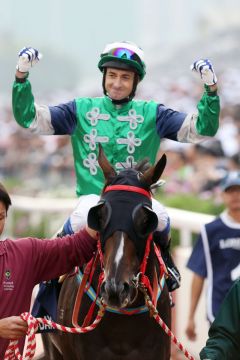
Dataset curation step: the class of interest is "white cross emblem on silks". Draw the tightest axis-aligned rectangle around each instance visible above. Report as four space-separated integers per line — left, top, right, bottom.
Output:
117 109 144 130
84 129 109 151
83 153 98 175
115 156 137 170
117 131 142 154
86 107 110 126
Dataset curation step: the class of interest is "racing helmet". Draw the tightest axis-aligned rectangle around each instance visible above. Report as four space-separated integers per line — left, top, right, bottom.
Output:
98 41 146 80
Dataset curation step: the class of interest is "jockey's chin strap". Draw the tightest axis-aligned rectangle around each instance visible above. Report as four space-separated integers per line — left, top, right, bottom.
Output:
72 184 166 326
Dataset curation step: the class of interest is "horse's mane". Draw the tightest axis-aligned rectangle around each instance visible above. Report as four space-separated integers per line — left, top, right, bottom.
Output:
102 157 151 192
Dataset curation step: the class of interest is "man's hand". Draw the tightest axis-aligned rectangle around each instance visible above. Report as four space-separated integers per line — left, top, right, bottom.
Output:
185 317 197 341
0 316 28 339
16 47 42 73
191 59 217 86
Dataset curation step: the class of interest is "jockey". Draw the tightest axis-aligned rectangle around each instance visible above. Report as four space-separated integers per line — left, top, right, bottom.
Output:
13 41 220 292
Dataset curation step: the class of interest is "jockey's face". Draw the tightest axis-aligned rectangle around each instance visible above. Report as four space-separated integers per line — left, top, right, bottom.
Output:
0 201 7 236
105 68 135 101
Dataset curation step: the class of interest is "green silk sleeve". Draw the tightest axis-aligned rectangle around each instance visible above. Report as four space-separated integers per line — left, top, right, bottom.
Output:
196 85 220 137
12 79 36 128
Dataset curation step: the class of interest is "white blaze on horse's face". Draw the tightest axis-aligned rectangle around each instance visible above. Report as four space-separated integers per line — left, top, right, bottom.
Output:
101 231 139 309
114 233 124 269
103 232 125 281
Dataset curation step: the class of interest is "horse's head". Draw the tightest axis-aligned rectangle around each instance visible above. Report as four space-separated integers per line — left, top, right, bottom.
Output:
88 146 167 309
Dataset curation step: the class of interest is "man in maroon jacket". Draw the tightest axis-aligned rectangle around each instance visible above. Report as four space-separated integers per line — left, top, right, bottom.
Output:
0 182 97 357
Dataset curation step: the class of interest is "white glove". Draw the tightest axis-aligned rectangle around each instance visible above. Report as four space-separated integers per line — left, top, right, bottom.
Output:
191 59 217 86
16 47 42 73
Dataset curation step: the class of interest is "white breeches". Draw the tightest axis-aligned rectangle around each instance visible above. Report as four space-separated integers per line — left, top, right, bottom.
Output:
68 194 169 234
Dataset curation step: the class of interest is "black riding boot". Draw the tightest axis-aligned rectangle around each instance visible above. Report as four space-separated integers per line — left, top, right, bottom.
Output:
153 231 181 292
57 228 67 237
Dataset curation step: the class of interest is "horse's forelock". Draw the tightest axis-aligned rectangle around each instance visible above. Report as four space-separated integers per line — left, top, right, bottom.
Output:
100 158 152 196
134 158 151 173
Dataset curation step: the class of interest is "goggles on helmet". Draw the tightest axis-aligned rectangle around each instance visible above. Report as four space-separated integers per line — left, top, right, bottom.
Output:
98 41 146 80
106 47 142 64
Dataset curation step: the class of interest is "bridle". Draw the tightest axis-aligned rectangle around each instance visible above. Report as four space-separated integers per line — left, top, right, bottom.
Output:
72 182 167 327
99 183 159 300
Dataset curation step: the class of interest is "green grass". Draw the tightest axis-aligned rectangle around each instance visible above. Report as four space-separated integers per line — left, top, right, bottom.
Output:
155 190 224 247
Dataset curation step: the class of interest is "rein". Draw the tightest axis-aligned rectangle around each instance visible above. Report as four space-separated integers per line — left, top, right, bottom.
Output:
3 308 106 360
72 233 162 322
4 183 196 360
4 288 195 360
4 237 195 358
139 286 195 360
72 252 104 328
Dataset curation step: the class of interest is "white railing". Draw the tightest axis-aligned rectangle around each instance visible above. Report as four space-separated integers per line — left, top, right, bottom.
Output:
5 195 78 238
167 207 214 247
11 195 78 212
6 195 215 247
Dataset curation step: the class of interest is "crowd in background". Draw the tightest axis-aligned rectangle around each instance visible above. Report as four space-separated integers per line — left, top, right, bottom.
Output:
0 67 240 199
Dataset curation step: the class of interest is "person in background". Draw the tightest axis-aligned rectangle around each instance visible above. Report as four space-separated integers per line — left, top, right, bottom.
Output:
200 278 240 360
12 42 220 291
185 171 240 341
0 182 97 358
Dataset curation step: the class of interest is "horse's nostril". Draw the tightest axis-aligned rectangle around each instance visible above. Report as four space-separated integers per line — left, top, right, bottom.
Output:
101 280 130 297
123 282 130 294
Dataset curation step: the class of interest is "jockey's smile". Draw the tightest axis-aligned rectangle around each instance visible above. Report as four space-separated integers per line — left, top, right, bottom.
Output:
105 68 135 101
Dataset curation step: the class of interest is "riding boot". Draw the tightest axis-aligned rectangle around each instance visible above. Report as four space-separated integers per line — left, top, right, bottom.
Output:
153 231 181 292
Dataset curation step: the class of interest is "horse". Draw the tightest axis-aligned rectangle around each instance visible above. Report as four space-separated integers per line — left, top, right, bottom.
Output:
41 147 171 360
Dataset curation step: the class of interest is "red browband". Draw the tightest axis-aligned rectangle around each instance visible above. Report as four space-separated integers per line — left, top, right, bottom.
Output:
104 185 151 199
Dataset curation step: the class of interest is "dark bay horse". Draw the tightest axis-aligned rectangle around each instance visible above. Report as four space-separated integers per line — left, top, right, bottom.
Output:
42 148 171 360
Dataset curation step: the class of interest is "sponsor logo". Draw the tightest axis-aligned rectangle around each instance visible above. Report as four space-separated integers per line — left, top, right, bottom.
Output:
5 270 11 280
3 269 14 291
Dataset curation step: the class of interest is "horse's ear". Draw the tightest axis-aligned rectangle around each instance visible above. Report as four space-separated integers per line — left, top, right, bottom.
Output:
98 144 116 181
132 204 158 237
141 154 167 186
87 200 112 231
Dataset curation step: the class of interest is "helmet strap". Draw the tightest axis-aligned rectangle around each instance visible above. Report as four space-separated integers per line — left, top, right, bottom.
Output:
102 69 139 104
